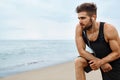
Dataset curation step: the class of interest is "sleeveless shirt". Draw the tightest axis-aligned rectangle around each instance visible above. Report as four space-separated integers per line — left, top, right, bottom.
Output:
82 22 120 80
82 22 112 59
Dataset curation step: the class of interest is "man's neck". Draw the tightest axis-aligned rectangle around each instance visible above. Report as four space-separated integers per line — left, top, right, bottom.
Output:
87 22 98 33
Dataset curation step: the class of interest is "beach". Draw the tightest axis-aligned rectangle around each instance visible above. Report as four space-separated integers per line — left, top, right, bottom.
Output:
0 61 102 80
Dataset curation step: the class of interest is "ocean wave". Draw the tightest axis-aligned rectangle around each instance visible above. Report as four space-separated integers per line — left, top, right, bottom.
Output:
0 60 46 71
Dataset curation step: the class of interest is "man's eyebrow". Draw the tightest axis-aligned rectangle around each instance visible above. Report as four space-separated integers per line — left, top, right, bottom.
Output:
78 17 86 19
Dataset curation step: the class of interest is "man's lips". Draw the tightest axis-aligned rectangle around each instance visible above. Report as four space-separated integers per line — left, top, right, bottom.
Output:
80 23 84 26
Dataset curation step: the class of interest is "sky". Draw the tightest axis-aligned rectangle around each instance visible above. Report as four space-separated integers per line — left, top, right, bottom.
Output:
0 0 120 40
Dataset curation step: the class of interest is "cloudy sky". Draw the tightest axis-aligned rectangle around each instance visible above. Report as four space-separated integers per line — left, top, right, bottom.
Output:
0 0 120 40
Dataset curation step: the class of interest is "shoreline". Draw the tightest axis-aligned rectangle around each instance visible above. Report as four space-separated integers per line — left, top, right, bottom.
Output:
0 60 75 78
0 61 102 80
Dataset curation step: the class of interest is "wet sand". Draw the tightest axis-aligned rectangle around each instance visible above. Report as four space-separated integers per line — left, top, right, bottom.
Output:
0 61 102 80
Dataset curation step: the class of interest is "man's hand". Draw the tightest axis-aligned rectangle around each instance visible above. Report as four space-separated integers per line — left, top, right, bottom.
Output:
89 59 102 70
101 63 112 72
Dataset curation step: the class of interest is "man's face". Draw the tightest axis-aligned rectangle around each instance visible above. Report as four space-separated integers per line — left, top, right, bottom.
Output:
77 11 92 30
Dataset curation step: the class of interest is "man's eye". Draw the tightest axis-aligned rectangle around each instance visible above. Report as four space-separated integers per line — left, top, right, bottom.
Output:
81 17 86 19
78 17 86 20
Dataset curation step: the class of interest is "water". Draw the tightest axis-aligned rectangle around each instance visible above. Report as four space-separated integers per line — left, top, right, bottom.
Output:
0 40 78 77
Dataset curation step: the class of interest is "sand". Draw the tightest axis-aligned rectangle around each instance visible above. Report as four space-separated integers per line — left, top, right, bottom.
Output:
0 61 102 80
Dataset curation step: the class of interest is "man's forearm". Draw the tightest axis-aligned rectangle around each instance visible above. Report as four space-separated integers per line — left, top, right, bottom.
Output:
80 51 98 60
100 52 120 65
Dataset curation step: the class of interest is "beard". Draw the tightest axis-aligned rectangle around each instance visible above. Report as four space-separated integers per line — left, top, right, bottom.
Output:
83 24 92 31
80 21 93 31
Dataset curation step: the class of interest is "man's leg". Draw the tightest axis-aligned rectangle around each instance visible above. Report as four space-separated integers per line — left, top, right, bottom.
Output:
74 57 88 80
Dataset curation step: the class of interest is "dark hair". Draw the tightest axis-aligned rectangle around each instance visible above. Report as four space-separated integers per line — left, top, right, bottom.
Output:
76 2 97 16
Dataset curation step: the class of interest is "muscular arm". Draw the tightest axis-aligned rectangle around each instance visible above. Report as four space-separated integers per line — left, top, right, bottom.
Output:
75 24 98 60
100 24 120 65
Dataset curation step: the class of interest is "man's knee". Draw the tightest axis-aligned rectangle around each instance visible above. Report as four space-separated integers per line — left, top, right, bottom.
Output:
74 57 88 68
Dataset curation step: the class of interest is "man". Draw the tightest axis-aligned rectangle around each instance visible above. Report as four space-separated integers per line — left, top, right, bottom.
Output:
75 2 120 80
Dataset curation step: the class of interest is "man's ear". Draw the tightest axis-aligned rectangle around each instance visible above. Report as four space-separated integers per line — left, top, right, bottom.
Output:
92 15 96 20
92 17 95 20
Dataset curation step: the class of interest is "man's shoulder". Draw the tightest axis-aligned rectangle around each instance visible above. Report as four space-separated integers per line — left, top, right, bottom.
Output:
75 23 83 36
104 22 116 32
104 22 118 39
76 23 83 32
76 23 81 29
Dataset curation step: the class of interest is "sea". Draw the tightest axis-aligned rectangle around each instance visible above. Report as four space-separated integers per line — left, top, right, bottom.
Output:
0 40 78 77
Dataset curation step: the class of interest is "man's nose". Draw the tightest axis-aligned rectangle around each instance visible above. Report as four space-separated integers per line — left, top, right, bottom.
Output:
79 18 83 23
79 19 83 24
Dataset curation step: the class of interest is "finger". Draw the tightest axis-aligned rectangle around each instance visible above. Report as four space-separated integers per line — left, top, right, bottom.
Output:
90 63 96 67
103 69 107 72
90 64 94 68
89 60 94 64
104 69 108 72
91 66 98 70
104 68 110 72
90 65 98 70
110 66 112 70
107 66 112 71
108 67 112 71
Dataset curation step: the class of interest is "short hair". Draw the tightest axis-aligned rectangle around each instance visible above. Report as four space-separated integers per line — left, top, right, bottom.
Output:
76 2 97 16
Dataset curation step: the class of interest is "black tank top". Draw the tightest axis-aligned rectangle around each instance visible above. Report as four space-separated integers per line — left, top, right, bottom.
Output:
82 22 112 59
